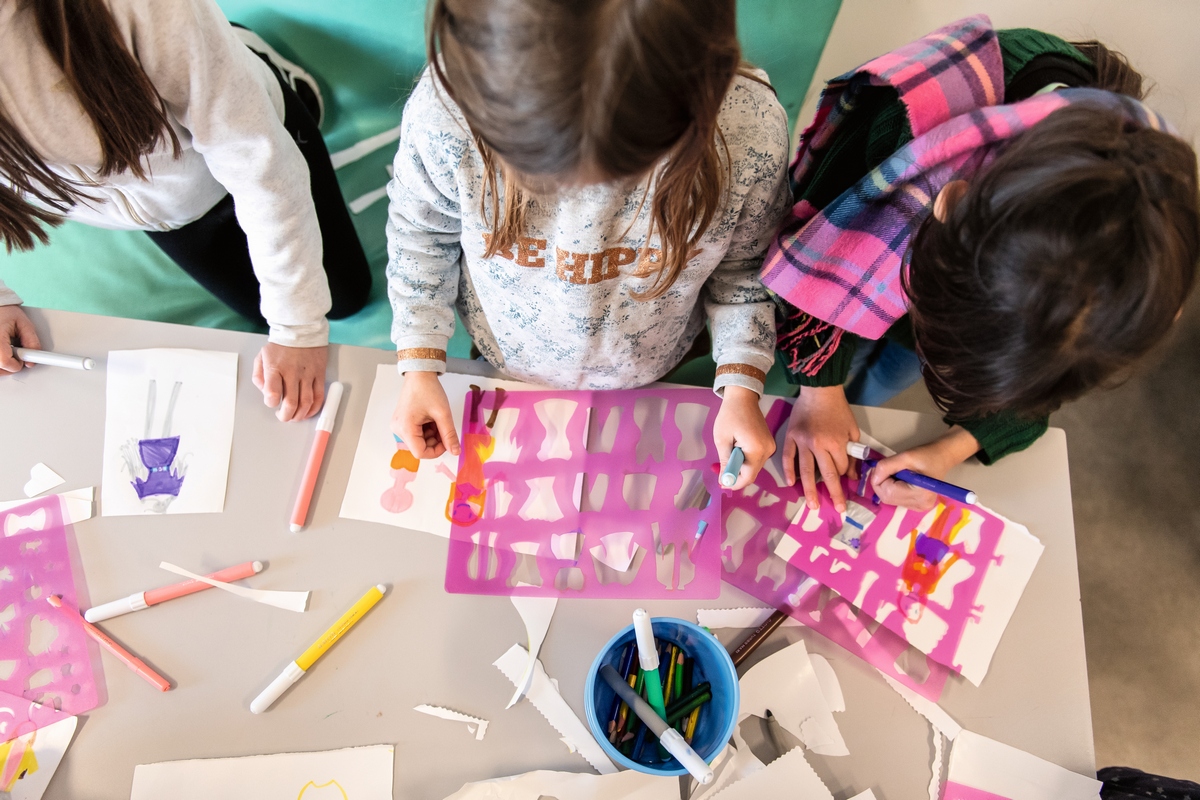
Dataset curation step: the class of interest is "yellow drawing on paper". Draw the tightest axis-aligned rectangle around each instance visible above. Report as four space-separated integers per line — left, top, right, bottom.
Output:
297 778 349 799
0 730 39 792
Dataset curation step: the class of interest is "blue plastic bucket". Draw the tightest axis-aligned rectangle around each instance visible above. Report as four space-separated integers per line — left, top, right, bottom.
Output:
584 616 739 776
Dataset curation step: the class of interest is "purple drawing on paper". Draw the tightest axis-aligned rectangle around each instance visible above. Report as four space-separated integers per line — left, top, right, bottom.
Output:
120 380 187 513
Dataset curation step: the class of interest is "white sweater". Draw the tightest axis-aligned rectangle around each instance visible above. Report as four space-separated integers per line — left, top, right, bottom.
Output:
0 0 331 347
386 70 791 394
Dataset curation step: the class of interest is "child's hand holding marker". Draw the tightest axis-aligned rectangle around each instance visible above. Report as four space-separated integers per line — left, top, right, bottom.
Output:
866 426 980 511
0 304 41 373
391 371 461 459
782 385 860 514
253 343 329 422
713 386 775 491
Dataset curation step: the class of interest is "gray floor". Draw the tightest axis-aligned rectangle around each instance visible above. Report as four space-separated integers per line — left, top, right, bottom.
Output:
887 301 1200 780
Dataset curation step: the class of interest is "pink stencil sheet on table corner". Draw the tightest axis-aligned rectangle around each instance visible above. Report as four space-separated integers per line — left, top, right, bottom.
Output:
721 397 955 702
770 403 1044 687
444 385 725 599
0 495 104 740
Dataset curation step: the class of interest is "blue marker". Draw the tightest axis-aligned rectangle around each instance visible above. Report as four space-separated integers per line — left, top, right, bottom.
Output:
846 442 977 505
720 446 745 488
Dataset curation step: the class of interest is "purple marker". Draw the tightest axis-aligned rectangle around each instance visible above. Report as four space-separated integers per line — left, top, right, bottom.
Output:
846 442 977 505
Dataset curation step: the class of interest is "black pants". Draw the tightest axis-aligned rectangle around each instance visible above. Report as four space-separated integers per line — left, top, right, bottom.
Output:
147 57 370 327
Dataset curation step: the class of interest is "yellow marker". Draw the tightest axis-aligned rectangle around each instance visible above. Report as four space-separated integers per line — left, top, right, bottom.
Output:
250 585 386 713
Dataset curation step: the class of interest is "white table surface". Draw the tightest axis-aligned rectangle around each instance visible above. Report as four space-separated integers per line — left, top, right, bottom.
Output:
1 308 1094 799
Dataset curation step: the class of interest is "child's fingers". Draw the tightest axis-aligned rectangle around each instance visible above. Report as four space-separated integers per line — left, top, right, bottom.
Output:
874 476 938 511
0 341 20 373
400 418 432 458
262 367 283 409
294 376 316 421
311 380 327 418
797 450 820 510
252 352 265 391
13 314 40 352
432 407 461 456
782 435 798 487
814 449 846 513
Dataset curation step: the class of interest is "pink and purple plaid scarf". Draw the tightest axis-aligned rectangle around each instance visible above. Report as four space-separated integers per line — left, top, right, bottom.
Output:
761 15 1172 374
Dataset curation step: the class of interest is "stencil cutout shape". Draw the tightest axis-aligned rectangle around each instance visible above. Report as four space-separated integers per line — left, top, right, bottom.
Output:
101 350 236 516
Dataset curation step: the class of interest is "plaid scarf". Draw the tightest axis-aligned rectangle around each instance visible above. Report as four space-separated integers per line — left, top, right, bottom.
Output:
761 16 1172 376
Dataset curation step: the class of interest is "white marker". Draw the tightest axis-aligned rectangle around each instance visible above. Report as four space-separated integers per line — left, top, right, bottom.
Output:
13 347 94 370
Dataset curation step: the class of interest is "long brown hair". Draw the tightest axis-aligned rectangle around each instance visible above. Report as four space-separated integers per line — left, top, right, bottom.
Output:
427 0 742 299
0 0 179 252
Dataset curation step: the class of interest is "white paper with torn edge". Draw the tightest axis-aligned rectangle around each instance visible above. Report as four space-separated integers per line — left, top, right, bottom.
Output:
943 731 1102 800
506 596 558 708
707 745 833 800
494 644 616 775
159 562 309 612
878 671 961 740
442 768 677 800
414 704 489 740
696 607 805 630
738 640 847 756
23 463 65 498
691 729 766 800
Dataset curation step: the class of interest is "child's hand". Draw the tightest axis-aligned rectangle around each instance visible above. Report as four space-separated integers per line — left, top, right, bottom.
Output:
782 385 860 514
870 426 980 511
391 370 460 459
253 343 328 422
713 385 775 491
0 305 41 373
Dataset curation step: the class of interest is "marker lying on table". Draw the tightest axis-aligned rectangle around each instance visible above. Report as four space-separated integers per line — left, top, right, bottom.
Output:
632 609 668 718
290 382 345 533
719 446 745 488
846 441 977 505
84 561 264 623
600 664 714 784
47 595 171 692
13 347 94 370
250 584 386 713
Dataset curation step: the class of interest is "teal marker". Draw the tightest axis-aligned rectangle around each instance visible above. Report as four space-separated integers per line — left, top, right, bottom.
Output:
632 608 668 718
720 446 745 488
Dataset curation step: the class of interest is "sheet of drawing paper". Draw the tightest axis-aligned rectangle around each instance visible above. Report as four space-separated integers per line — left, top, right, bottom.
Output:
0 488 94 526
719 397 955 700
737 640 847 756
0 715 76 800
443 768 677 800
101 349 237 516
943 731 1101 800
445 386 723 598
130 744 394 800
772 435 1044 684
339 367 531 536
0 496 102 725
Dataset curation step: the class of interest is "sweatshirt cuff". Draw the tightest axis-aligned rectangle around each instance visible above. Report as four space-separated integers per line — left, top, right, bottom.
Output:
954 413 1049 465
267 319 329 349
395 334 450 375
713 361 769 397
0 286 22 306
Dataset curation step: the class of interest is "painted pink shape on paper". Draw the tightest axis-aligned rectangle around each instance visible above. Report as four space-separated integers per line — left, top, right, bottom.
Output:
445 387 722 599
720 399 953 701
380 437 419 514
0 496 103 737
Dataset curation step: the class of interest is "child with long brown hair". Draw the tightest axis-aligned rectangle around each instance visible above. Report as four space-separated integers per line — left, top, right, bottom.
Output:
763 17 1199 512
386 0 791 488
0 0 370 421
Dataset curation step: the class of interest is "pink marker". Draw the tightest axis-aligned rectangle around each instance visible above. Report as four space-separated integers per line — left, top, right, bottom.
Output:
290 382 344 533
47 595 171 692
84 561 264 623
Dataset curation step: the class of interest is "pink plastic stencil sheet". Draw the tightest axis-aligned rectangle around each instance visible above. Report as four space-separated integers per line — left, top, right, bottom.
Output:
0 495 104 737
721 398 953 701
774 441 1044 686
444 385 724 598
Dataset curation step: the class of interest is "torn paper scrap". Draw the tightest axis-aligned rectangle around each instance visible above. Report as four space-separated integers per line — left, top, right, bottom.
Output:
494 644 616 775
442 768 677 800
506 596 558 708
696 607 805 630
878 671 962 740
0 715 77 800
414 705 489 741
589 531 639 572
159 562 308 612
809 654 845 713
707 745 833 800
944 731 1102 800
131 744 394 800
738 640 847 756
551 532 583 562
691 730 766 800
22 464 64 498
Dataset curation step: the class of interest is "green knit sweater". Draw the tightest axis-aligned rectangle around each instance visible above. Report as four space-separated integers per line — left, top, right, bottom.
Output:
777 28 1094 464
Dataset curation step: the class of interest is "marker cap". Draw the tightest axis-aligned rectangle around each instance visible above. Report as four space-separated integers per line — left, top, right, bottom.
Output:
632 609 659 671
250 661 305 714
660 727 714 785
84 592 147 623
846 441 871 460
317 382 345 433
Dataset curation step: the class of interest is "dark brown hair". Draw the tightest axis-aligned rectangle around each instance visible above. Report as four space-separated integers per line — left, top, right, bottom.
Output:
427 0 742 298
0 0 180 252
905 101 1200 420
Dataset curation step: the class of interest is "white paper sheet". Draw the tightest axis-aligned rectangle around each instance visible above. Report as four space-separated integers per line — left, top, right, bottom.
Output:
443 768 677 800
738 640 847 756
22 464 64 498
159 562 308 613
944 731 1101 800
0 488 94 528
494 644 616 775
707 745 833 800
339 367 530 536
506 597 558 708
101 349 237 516
131 744 394 800
696 607 804 630
414 704 489 740
0 716 76 800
